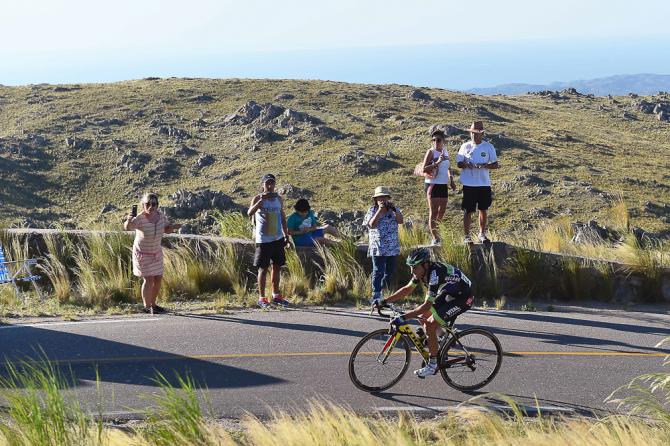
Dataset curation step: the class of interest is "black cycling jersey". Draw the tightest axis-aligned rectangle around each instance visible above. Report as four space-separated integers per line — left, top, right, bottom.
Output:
409 261 473 325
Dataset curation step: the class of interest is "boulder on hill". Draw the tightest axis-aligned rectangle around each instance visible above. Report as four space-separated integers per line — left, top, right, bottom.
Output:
277 108 323 127
248 127 282 143
173 145 198 157
196 154 215 168
337 149 399 175
307 125 345 140
223 101 263 125
164 189 241 219
146 157 180 181
428 124 462 137
571 220 620 244
188 94 215 103
277 184 313 199
158 125 191 139
117 150 151 172
65 137 92 150
408 89 431 101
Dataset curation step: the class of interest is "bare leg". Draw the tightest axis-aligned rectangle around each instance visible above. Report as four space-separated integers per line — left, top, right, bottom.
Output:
479 210 488 235
434 198 448 235
150 275 162 307
425 316 440 357
257 267 268 298
141 277 151 308
464 211 474 237
427 197 438 240
270 263 281 295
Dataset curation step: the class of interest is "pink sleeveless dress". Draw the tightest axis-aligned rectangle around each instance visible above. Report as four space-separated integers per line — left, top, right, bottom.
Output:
130 212 168 277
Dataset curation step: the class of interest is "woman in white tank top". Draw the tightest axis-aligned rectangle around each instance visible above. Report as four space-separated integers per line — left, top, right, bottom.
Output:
421 129 456 244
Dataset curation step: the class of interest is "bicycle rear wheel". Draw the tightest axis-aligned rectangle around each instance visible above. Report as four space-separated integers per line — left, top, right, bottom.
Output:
348 329 411 392
439 328 502 391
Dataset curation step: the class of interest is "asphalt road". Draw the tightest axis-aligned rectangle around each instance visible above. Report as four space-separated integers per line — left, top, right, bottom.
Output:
1 306 669 419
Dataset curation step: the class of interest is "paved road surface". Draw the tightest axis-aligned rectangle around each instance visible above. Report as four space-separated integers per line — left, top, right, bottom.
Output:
1 306 668 418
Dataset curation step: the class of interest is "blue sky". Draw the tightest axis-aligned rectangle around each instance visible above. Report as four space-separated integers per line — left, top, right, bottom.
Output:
2 0 669 88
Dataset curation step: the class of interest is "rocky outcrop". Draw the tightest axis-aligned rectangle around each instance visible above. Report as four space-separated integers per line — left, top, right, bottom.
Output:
65 137 92 150
163 189 241 219
337 149 399 175
117 150 151 173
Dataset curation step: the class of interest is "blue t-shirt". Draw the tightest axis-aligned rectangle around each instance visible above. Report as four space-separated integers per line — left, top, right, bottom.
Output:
287 211 319 245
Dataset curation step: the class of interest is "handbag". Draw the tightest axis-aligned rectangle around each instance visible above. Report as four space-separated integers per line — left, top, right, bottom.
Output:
413 148 445 179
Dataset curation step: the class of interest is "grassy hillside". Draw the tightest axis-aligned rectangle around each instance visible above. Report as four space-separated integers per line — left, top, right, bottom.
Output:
1 78 668 236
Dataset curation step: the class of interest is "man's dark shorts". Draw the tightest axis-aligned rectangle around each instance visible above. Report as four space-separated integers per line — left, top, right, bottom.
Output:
433 294 474 326
461 185 492 212
253 239 286 269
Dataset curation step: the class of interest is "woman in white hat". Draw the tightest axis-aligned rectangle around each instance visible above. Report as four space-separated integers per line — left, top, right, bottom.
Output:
362 186 403 303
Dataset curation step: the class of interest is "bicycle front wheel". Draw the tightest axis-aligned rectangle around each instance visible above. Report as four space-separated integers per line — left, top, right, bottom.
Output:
348 329 411 392
439 328 502 391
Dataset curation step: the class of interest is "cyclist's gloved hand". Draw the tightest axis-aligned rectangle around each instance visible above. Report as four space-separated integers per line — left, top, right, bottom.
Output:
390 314 405 326
371 297 386 308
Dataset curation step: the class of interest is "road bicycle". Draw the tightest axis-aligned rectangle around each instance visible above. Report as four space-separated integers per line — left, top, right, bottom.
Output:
348 302 503 392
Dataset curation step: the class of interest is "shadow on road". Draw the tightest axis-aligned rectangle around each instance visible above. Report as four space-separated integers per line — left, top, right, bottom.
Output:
483 311 670 337
369 390 601 417
176 313 371 338
0 326 284 390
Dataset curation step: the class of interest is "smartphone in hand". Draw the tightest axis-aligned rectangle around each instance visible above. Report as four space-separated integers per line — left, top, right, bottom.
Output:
131 205 138 217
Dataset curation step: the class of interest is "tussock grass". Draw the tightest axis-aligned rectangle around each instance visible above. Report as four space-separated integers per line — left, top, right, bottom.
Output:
314 237 370 302
0 356 102 446
0 349 669 445
162 241 248 300
282 249 311 300
72 232 135 307
607 337 670 424
140 372 222 446
213 211 253 240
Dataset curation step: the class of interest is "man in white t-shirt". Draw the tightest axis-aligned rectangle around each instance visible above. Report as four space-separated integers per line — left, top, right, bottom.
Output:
456 121 499 244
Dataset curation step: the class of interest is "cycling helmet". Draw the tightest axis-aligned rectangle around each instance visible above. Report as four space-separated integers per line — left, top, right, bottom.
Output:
406 248 431 266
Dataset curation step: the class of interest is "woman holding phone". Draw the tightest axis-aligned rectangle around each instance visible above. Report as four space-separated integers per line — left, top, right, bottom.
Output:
421 129 456 245
124 192 181 313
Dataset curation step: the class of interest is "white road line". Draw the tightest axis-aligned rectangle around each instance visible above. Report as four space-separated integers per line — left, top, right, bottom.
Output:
375 405 576 413
0 318 162 329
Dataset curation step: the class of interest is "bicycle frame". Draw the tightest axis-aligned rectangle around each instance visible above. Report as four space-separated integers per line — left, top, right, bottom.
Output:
377 323 430 364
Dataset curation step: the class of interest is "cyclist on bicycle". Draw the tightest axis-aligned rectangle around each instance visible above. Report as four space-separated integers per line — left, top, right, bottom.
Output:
373 247 474 378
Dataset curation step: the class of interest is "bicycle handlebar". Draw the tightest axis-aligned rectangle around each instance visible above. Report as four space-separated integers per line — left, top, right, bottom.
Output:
370 301 403 318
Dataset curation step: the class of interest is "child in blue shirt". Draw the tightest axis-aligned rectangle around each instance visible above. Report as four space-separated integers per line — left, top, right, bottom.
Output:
287 199 341 247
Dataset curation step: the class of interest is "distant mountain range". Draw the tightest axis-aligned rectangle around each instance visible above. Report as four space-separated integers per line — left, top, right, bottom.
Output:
467 74 670 96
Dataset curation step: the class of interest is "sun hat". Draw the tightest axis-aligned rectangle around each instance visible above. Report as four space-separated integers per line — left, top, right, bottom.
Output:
372 186 392 198
467 121 485 133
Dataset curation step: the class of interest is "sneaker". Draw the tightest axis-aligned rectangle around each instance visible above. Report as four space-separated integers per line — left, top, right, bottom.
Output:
478 233 490 244
430 238 441 246
464 235 473 245
152 305 167 314
414 361 438 378
272 295 289 307
258 298 271 309
141 306 152 314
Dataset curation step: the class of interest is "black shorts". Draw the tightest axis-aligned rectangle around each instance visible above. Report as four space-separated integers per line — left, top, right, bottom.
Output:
461 186 492 212
253 239 286 269
425 183 449 199
432 294 474 326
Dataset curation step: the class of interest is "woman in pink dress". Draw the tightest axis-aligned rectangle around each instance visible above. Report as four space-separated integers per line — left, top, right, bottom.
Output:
123 193 180 313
